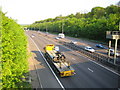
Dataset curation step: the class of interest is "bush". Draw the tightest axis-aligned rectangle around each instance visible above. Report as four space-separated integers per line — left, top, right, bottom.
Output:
1 11 29 88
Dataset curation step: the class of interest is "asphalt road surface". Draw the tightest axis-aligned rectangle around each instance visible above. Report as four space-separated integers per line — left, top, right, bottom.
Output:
26 30 120 88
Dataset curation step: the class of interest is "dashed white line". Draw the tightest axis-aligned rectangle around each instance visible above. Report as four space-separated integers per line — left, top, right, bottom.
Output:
72 58 76 60
88 58 120 76
29 31 120 77
88 68 94 72
42 34 120 76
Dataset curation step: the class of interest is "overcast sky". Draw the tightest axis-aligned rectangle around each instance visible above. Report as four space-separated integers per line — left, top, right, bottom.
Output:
0 0 119 24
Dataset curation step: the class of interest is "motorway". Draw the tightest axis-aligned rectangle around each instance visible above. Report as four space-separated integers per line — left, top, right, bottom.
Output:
26 30 120 88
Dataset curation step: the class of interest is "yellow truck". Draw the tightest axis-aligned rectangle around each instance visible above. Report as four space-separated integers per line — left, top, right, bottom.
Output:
44 44 75 77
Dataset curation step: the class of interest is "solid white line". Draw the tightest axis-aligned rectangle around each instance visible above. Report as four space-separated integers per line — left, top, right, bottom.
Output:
88 58 120 76
34 64 43 88
75 51 120 76
28 34 65 89
74 51 120 76
41 34 120 76
27 33 43 88
88 68 94 72
30 31 120 76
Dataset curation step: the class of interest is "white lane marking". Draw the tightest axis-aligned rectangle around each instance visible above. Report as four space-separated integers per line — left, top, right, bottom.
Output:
88 58 120 76
88 68 94 72
72 58 76 60
42 34 120 76
28 34 65 89
27 33 43 88
34 63 43 88
30 31 120 76
75 51 120 76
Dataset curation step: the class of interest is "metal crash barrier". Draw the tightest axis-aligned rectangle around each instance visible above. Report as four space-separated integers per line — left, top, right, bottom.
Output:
59 41 120 72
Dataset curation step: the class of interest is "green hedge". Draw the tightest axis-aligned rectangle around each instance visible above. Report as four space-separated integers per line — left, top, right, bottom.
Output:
1 11 29 88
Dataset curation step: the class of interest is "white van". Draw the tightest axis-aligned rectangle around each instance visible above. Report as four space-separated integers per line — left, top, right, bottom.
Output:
58 33 65 38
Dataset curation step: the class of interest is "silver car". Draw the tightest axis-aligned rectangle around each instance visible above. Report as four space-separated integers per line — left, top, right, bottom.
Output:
85 46 95 52
70 40 77 44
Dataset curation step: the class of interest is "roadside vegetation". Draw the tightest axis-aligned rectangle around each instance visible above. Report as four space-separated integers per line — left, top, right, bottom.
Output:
1 10 30 88
27 5 120 44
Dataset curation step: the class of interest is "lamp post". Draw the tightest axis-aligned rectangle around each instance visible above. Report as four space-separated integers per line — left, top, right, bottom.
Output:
46 25 47 33
34 24 35 30
45 22 48 36
62 19 64 34
39 25 40 31
61 18 68 34
57 17 64 34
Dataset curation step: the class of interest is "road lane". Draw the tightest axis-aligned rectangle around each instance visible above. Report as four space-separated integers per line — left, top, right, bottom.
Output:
39 31 120 61
27 30 120 88
26 33 63 88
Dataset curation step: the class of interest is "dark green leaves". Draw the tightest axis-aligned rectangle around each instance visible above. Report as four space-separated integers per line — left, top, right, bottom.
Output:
28 5 120 42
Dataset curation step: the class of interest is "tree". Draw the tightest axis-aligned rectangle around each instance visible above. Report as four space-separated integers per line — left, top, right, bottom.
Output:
75 12 85 19
105 5 120 15
28 4 120 42
91 7 105 18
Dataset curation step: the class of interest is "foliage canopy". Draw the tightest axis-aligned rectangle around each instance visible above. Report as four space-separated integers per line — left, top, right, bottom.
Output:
28 5 120 43
1 10 29 88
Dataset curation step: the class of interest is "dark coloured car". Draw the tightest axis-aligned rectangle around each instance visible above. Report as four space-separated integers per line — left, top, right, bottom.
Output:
95 44 107 49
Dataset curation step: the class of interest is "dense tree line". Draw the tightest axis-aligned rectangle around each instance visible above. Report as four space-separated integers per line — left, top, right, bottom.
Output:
1 11 29 88
28 5 120 43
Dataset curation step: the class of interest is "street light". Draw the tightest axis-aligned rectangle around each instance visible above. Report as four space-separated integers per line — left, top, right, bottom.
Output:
57 17 65 34
62 19 64 34
61 18 69 34
39 25 40 31
46 25 47 32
